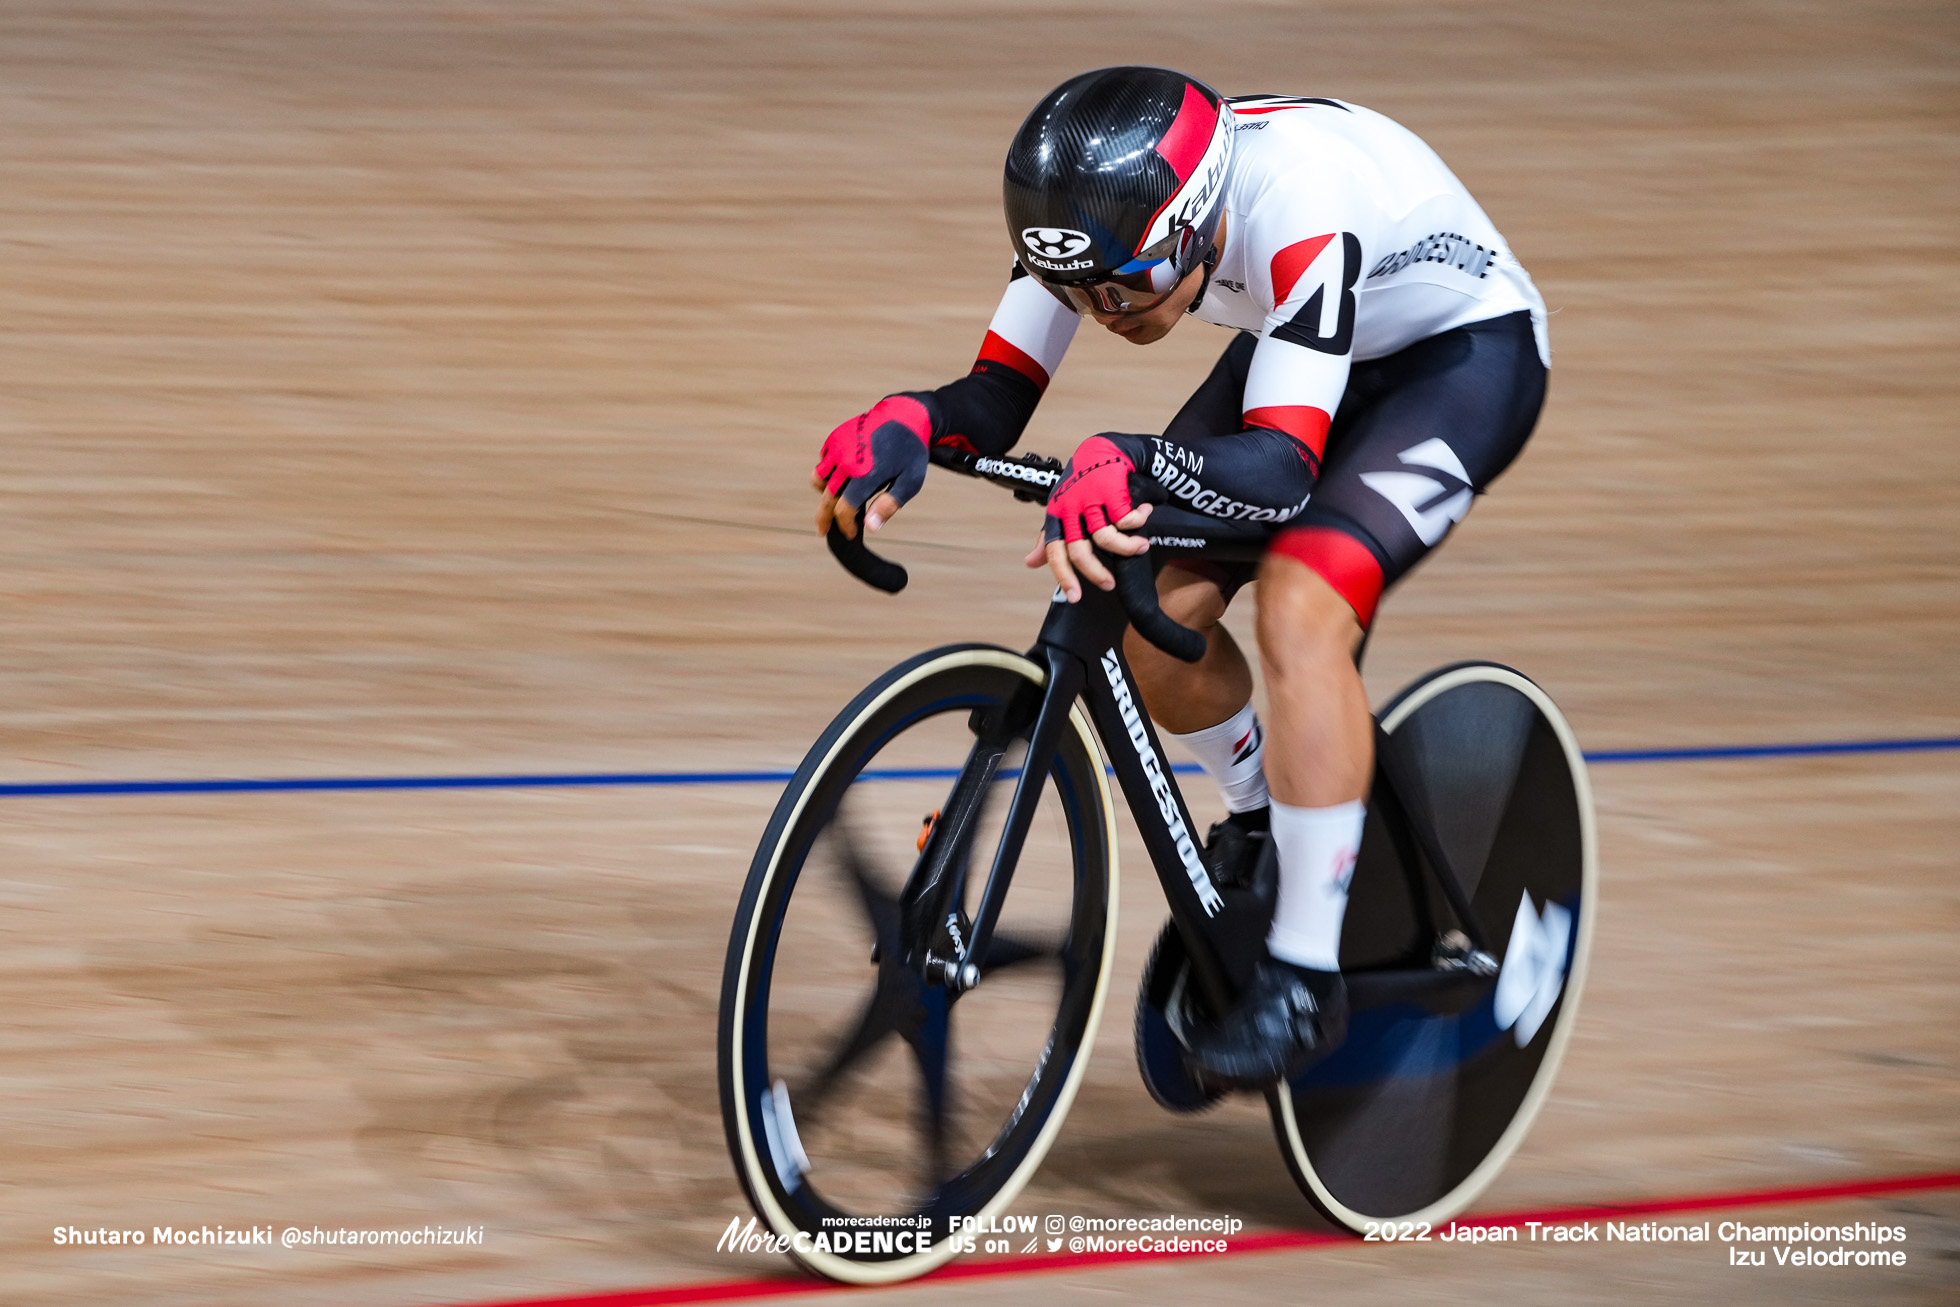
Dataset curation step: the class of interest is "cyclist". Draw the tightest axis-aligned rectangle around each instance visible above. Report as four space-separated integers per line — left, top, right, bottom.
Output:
811 66 1549 1088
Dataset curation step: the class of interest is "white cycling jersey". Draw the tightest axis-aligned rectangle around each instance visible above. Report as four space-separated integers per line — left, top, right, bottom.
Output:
982 95 1549 454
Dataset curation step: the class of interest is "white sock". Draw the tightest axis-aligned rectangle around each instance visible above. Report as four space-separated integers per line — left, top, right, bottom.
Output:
1266 799 1366 971
1163 703 1269 815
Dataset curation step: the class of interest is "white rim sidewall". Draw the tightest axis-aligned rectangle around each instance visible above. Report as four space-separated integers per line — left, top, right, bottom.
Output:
1277 663 1598 1231
726 648 1119 1283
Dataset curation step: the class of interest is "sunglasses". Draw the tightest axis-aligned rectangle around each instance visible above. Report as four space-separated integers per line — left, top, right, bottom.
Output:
1032 259 1183 316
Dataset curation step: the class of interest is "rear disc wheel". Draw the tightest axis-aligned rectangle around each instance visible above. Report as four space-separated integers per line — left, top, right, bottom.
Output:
1268 661 1597 1231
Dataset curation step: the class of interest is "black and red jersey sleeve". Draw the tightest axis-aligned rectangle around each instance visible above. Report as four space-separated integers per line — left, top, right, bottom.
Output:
913 267 1080 457
915 353 1044 459
1088 428 1319 530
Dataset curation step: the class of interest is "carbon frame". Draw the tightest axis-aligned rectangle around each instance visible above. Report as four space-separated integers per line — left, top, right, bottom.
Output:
946 581 1243 1016
946 573 1501 1019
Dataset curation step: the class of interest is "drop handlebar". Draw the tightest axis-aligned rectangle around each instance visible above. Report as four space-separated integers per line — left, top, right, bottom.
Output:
823 445 1207 663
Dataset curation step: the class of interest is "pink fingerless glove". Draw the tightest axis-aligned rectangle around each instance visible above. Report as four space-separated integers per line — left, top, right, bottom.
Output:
814 395 933 511
1044 435 1138 542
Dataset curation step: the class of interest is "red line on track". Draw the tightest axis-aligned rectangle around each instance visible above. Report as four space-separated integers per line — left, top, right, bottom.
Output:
438 1169 1960 1307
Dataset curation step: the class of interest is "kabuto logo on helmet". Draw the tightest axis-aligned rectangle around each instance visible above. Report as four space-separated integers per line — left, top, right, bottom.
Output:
1022 228 1092 260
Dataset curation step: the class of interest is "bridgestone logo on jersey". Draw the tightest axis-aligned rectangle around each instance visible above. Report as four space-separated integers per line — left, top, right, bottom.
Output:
1101 648 1222 917
1151 450 1309 523
1368 231 1496 281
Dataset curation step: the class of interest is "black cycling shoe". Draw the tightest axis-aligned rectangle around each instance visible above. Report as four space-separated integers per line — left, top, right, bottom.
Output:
1182 959 1348 1090
1203 807 1270 890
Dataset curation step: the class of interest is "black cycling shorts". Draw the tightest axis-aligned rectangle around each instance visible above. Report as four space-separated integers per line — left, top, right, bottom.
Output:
1159 309 1546 625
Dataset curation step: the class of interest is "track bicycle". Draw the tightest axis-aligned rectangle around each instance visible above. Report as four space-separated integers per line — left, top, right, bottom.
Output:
717 445 1596 1283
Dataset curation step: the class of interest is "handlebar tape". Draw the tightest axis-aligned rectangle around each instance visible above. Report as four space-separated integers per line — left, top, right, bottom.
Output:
824 505 1203 663
1109 552 1207 663
826 521 909 594
823 452 1204 664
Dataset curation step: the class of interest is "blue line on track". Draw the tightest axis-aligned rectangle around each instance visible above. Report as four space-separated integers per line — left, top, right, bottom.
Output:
0 736 1952 799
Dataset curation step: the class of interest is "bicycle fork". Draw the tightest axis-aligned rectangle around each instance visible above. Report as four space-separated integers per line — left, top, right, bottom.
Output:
923 586 1244 1017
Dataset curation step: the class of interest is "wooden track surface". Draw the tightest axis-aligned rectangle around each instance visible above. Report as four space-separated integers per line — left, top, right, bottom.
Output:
1 2 1955 1303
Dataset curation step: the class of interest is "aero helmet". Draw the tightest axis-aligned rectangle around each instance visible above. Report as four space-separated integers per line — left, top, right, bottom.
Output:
1005 66 1234 315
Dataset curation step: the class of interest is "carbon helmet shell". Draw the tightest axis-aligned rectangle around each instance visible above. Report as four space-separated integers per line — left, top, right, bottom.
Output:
1004 67 1234 288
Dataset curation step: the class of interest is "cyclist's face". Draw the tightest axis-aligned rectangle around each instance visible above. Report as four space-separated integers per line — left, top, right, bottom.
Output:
1090 261 1207 345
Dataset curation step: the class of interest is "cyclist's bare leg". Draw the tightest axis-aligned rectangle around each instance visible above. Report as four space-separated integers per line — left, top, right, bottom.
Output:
1177 549 1363 1083
1254 552 1371 807
1125 565 1249 734
1127 556 1370 803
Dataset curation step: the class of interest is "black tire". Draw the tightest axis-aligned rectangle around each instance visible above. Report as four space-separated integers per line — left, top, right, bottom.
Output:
717 645 1119 1283
1268 662 1597 1232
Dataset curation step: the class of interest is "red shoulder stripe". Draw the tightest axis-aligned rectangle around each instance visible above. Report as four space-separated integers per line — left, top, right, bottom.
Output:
974 330 1051 391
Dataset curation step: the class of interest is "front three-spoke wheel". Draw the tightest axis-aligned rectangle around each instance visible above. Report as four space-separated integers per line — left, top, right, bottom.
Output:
717 646 1118 1283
